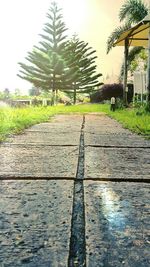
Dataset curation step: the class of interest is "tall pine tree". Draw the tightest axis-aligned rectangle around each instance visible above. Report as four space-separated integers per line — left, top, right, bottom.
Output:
18 2 103 104
18 1 68 104
64 36 103 104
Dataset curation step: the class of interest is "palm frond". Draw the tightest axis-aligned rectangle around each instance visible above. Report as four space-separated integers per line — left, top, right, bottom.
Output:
128 46 144 62
119 46 144 80
107 22 131 54
119 0 148 24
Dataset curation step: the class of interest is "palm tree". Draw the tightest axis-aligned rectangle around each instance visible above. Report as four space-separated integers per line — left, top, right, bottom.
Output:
107 0 149 88
107 0 148 53
107 22 131 54
119 46 144 80
107 0 149 104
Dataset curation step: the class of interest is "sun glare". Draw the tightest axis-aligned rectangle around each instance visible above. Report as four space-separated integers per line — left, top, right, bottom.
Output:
57 0 88 34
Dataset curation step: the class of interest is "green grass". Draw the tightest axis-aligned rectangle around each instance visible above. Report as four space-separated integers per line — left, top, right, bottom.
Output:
0 104 109 142
109 108 150 137
0 106 53 142
0 104 150 142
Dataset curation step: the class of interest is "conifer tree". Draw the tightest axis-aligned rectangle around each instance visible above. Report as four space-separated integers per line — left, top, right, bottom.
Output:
18 2 103 104
64 36 103 104
18 1 68 104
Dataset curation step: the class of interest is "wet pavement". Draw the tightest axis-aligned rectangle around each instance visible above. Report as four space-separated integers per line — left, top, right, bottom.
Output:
85 181 150 267
0 114 150 266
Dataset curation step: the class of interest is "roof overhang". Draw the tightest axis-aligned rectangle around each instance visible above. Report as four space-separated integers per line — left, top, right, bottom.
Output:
113 15 150 47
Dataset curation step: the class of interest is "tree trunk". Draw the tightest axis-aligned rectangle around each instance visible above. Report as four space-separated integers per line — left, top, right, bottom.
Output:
123 38 129 107
73 89 77 105
55 89 58 105
51 89 55 106
147 25 150 105
51 73 56 106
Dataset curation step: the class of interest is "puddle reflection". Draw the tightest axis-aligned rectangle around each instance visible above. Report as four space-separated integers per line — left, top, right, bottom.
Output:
98 186 128 230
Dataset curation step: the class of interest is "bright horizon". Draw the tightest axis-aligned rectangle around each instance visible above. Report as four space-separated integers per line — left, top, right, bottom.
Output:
0 0 135 94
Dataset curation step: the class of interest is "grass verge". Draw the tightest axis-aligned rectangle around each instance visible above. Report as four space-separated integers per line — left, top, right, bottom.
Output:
0 104 150 142
0 104 109 142
108 108 150 137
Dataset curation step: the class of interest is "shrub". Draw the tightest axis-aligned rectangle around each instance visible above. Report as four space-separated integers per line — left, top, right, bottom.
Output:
115 98 124 109
90 83 133 103
90 83 123 103
145 102 150 113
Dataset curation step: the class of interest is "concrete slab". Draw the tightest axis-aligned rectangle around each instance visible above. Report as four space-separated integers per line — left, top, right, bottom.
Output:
84 181 150 267
85 114 129 134
85 133 150 147
7 130 80 146
53 114 83 124
26 122 81 133
0 180 73 267
84 113 150 147
85 147 150 179
27 115 83 132
0 145 78 178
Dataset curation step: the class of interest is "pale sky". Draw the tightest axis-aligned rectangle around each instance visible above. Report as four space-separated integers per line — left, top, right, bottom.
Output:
0 0 131 93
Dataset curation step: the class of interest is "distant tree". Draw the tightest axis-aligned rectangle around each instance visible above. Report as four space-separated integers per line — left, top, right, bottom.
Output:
29 87 41 96
64 36 103 104
3 88 10 99
0 91 4 100
14 88 21 97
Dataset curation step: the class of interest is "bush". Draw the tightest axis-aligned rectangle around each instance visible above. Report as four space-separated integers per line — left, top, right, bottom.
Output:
90 83 133 103
145 102 150 112
90 83 123 103
59 95 72 104
134 103 150 115
115 98 124 109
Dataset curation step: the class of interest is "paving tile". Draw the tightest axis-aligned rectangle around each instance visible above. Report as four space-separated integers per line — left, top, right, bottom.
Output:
6 115 82 145
27 115 82 133
85 133 150 147
84 114 150 147
84 181 150 267
85 147 150 179
0 180 73 267
0 145 78 178
26 122 81 133
7 130 80 146
53 114 83 123
85 114 129 134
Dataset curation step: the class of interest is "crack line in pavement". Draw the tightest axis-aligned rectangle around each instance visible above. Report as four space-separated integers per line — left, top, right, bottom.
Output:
85 145 150 149
26 130 81 134
84 177 150 183
0 177 150 183
68 115 86 267
2 144 78 147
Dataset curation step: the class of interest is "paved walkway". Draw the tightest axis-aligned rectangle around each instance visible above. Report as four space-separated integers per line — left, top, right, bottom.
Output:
0 114 150 267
